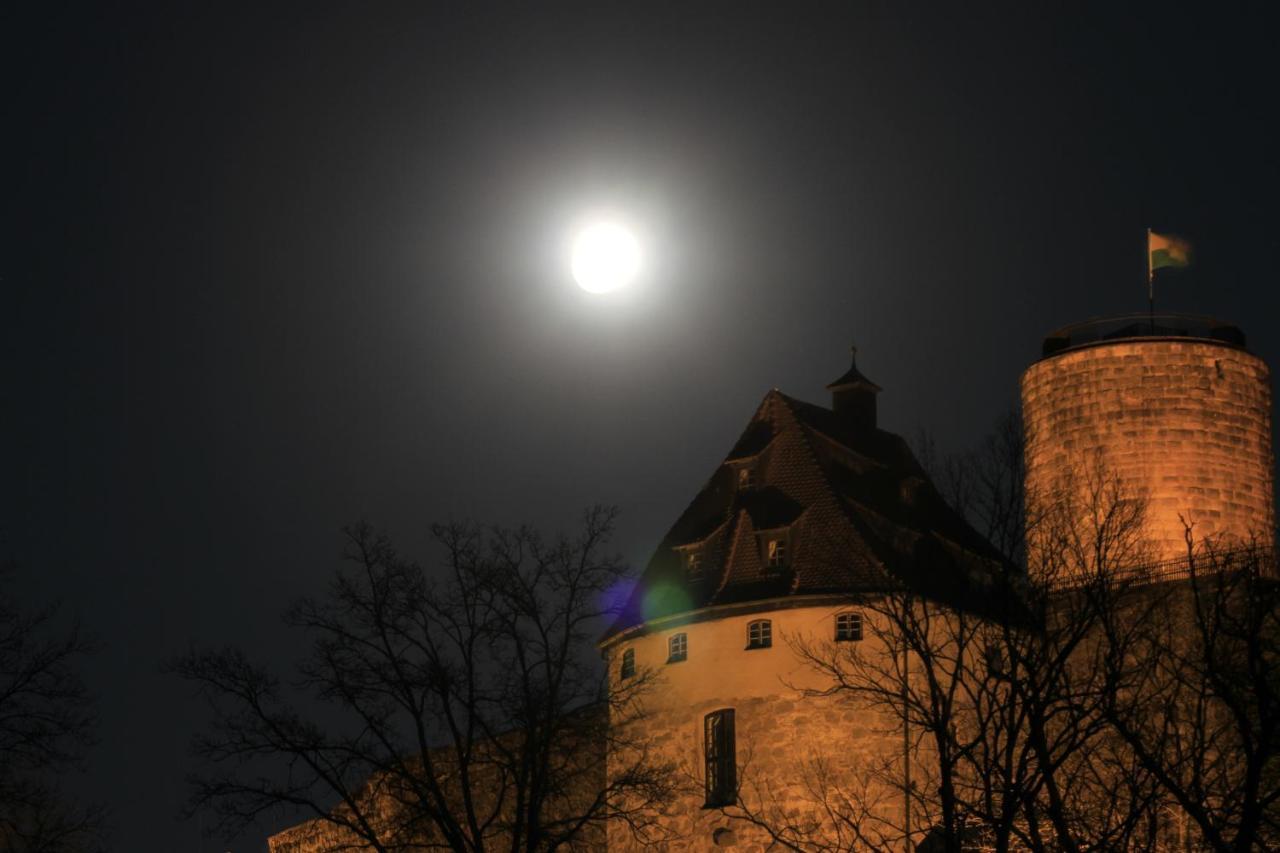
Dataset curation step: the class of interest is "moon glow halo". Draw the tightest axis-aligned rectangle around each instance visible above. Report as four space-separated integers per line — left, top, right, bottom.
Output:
570 222 640 294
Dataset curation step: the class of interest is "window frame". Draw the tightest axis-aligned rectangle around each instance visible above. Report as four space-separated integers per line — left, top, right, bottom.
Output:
746 619 772 650
835 611 863 642
668 632 688 663
620 647 636 680
704 708 737 808
736 465 757 490
765 536 788 568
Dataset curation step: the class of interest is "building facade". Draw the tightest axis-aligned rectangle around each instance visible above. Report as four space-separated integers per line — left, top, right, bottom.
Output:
599 349 1008 851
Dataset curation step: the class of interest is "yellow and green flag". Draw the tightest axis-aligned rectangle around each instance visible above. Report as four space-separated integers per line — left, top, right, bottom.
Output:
1149 230 1192 273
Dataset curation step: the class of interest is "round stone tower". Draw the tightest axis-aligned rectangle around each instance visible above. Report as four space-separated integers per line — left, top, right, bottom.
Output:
1021 314 1275 568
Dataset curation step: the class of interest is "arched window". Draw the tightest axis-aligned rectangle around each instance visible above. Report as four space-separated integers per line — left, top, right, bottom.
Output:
704 708 737 807
746 619 772 649
835 612 863 642
668 632 688 663
620 648 635 680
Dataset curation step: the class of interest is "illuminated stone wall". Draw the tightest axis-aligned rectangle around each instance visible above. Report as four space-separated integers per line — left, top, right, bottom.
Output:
1021 339 1274 567
604 599 908 852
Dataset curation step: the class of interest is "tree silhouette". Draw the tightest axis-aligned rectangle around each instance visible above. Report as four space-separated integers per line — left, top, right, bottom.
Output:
0 563 103 853
173 505 674 852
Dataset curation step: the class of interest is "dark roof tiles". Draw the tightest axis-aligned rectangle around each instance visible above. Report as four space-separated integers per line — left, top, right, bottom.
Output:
603 388 1006 639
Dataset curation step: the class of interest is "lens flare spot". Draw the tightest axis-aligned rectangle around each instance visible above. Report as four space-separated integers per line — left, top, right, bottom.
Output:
642 582 691 622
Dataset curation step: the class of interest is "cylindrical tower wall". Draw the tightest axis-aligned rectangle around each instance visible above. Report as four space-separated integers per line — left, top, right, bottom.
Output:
602 600 905 851
1022 334 1274 568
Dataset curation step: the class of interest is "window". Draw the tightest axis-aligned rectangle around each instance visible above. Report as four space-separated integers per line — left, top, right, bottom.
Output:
835 612 863 642
687 550 703 577
704 709 737 807
668 632 688 663
766 537 787 568
737 466 756 490
746 619 772 649
620 648 635 680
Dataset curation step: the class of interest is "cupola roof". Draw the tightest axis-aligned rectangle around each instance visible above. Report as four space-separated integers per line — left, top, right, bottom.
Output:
825 346 882 392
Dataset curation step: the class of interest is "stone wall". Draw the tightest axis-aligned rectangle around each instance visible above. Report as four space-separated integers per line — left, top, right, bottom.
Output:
604 599 910 852
266 711 606 852
1021 339 1274 566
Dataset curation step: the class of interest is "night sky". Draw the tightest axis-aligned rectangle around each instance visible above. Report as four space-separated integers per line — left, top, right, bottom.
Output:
5 3 1280 850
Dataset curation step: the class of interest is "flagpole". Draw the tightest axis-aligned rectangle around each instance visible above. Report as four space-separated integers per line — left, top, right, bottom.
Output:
1152 227 1162 333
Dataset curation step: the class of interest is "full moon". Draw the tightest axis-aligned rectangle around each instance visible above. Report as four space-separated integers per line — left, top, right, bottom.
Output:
570 222 640 293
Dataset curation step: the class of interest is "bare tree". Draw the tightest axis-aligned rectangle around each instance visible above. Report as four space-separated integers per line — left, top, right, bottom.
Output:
1101 532 1280 852
172 505 674 852
720 421 1211 852
0 563 103 853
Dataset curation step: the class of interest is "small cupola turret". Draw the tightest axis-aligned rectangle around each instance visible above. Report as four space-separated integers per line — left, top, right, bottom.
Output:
826 346 881 430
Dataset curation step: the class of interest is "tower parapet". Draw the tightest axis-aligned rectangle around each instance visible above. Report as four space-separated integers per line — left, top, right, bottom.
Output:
1021 313 1274 570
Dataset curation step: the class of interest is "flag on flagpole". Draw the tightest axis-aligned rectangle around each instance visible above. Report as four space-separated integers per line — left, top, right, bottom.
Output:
1149 230 1192 275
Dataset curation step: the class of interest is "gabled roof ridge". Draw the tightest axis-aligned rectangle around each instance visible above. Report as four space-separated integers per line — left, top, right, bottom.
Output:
705 512 740 600
787 507 810 595
765 389 809 435
711 509 751 602
773 392 890 581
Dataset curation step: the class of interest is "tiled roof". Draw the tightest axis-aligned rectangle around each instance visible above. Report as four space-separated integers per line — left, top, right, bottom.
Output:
603 389 1006 639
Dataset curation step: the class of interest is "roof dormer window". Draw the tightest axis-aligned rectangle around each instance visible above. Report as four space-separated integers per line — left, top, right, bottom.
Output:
766 537 786 567
687 549 703 578
765 535 788 569
737 465 757 490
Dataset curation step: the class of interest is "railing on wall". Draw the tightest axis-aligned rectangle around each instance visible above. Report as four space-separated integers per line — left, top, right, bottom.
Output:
1041 313 1247 358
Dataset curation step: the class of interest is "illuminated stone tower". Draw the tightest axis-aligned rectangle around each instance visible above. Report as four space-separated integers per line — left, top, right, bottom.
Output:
600 350 1004 850
1021 314 1275 568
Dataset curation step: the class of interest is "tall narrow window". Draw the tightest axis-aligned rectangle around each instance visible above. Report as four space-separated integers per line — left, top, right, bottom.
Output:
704 709 737 807
835 612 863 642
687 550 703 578
620 648 635 680
766 537 787 568
668 632 688 663
737 466 756 490
746 619 772 649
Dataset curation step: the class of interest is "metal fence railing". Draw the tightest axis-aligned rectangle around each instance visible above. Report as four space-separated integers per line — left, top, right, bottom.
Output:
1040 313 1246 358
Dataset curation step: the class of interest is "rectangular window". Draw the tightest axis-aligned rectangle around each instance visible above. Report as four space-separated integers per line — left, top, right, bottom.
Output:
687 550 703 577
747 619 772 649
737 466 756 490
766 537 787 568
668 632 688 663
704 709 736 807
620 648 635 680
835 612 863 642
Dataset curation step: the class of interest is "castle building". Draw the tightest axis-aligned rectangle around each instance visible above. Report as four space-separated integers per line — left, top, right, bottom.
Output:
600 314 1275 850
270 314 1276 852
599 348 1009 850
